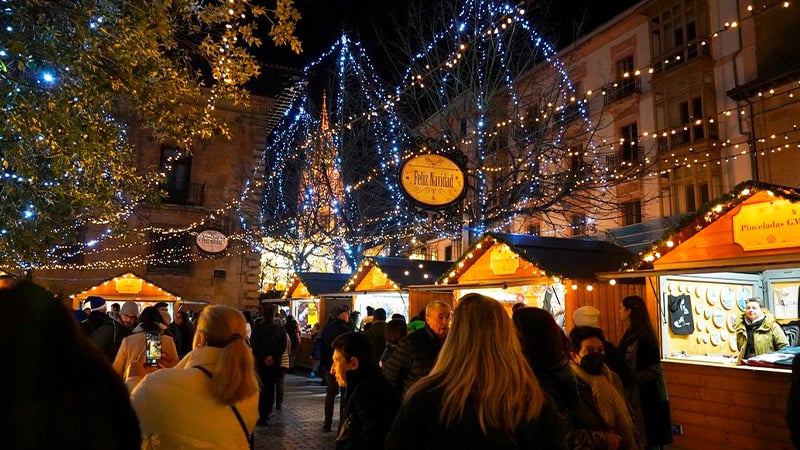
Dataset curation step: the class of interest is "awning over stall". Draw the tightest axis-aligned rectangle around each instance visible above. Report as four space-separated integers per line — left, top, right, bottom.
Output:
70 272 180 309
630 181 800 273
343 257 452 292
437 232 636 286
283 272 352 299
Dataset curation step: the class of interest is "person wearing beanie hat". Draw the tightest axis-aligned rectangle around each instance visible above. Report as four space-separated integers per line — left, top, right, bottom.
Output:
573 305 601 327
85 296 108 335
86 295 107 311
89 298 138 362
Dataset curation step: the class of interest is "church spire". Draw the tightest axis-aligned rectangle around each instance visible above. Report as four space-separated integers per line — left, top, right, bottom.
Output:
320 91 329 133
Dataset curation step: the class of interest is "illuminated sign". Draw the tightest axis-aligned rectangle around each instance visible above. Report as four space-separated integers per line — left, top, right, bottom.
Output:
489 245 520 275
196 229 229 254
399 154 466 208
732 199 800 251
115 277 143 294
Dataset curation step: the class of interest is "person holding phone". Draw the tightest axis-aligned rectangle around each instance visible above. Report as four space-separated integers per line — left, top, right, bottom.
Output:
114 306 179 380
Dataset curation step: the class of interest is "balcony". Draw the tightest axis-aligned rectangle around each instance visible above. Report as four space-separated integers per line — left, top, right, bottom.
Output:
650 38 712 77
656 121 718 153
161 182 205 206
603 78 641 105
605 145 645 169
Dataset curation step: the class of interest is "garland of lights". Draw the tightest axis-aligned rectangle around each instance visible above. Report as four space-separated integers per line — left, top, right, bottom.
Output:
18 0 797 274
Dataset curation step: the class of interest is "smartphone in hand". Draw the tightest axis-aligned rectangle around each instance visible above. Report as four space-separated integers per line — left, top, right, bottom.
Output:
145 332 162 367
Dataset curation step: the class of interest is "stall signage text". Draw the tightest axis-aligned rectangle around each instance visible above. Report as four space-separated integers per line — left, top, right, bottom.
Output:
399 154 466 208
196 229 229 254
115 277 143 294
732 199 800 251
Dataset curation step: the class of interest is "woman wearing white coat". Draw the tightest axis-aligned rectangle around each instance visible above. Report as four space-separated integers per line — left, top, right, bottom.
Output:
127 305 260 450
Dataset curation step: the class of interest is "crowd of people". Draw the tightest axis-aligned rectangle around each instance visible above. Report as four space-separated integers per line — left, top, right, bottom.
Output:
6 274 800 450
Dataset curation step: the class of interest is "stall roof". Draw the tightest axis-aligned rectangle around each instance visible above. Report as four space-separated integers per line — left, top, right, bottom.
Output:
437 232 636 284
71 272 180 302
631 181 800 271
283 272 352 299
343 256 453 292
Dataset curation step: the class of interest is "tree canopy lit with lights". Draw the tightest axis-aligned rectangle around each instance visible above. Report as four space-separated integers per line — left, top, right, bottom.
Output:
0 0 300 266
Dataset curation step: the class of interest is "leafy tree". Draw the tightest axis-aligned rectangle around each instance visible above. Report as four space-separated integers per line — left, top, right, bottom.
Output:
0 0 300 266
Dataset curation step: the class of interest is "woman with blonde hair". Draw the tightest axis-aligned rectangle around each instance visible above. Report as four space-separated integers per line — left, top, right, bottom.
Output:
385 293 567 449
127 305 259 449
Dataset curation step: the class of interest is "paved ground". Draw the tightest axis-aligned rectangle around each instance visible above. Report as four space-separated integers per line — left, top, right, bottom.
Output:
254 370 689 450
254 371 338 450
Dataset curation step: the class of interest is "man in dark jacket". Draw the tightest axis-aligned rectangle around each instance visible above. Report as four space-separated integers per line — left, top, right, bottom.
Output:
89 299 138 361
382 301 451 397
321 305 353 432
251 304 288 425
331 332 399 450
365 308 387 363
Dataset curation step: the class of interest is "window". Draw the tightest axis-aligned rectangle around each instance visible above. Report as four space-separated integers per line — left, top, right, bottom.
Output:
528 223 541 236
444 245 453 261
649 0 709 74
620 123 640 163
622 201 643 225
148 232 192 274
160 146 203 206
430 248 439 261
570 214 587 236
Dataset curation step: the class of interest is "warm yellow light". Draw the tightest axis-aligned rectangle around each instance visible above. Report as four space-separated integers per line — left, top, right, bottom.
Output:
609 279 617 286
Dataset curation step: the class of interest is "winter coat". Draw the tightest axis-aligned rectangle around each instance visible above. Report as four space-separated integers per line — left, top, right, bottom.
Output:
129 346 258 450
251 318 288 370
113 329 180 380
382 325 444 397
618 334 672 448
734 312 789 362
336 366 400 450
90 314 132 361
385 387 567 450
366 320 387 363
320 318 352 370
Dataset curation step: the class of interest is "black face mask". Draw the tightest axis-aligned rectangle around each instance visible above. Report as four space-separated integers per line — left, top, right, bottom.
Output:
579 353 605 375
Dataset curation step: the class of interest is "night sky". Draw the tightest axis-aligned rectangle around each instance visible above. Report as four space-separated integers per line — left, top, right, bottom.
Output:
258 0 642 73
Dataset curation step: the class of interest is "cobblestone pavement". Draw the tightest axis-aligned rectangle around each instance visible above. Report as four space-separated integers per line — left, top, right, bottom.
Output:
254 371 338 450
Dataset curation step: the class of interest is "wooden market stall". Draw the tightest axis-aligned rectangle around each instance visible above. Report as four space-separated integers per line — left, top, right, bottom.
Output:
342 256 455 325
434 232 643 344
605 181 800 449
283 272 352 370
71 272 181 316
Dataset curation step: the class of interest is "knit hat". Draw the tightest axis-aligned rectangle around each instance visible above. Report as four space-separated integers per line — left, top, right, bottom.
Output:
331 305 350 317
85 296 106 312
120 302 139 317
573 305 600 327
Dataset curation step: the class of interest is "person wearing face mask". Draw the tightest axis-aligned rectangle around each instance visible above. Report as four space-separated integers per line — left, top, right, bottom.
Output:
569 326 639 450
619 295 672 450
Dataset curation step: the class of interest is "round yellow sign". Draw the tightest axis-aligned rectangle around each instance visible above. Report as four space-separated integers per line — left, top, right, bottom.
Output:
399 154 466 208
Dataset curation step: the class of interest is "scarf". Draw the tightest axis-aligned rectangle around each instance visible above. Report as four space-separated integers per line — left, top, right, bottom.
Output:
571 361 640 450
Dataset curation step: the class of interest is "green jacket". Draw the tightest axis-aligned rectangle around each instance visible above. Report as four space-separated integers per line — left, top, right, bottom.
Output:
734 313 789 362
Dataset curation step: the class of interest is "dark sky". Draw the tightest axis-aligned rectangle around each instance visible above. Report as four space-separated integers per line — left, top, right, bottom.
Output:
258 0 641 72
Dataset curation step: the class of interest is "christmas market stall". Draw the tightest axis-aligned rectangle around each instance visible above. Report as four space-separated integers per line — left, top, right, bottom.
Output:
434 232 641 343
282 272 352 370
603 181 800 450
71 272 181 317
342 256 454 326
